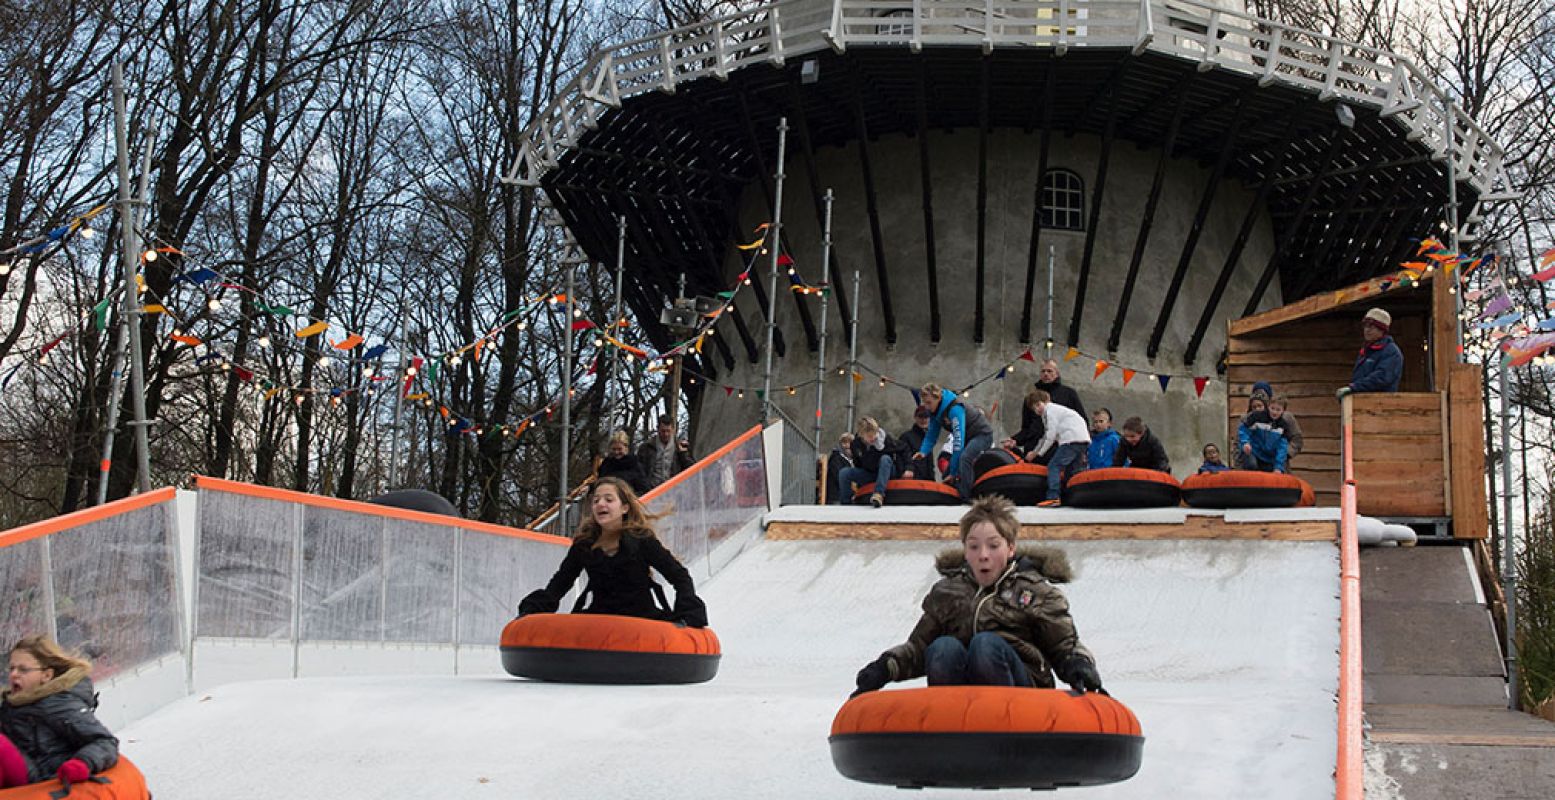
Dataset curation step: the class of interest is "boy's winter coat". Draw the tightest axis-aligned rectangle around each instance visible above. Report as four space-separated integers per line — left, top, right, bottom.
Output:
1238 410 1293 472
878 545 1093 688
0 668 118 782
519 532 709 627
1089 428 1121 471
1112 428 1172 473
851 431 910 478
917 389 995 478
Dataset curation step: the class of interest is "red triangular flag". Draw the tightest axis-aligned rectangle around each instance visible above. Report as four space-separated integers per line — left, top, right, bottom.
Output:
571 319 597 331
234 366 254 382
1121 368 1135 387
1093 360 1109 380
777 253 794 267
1019 349 1035 362
725 386 734 397
1193 377 1209 397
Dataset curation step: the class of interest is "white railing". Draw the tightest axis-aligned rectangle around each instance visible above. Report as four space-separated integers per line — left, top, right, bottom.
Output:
504 0 1502 196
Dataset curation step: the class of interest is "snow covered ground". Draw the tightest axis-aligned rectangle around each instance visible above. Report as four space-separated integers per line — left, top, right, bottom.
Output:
121 538 1340 799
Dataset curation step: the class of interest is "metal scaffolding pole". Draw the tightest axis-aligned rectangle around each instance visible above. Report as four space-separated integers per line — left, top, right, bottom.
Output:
110 62 153 494
1045 244 1056 357
1445 100 1464 362
1499 365 1519 711
611 215 627 433
846 270 861 433
559 259 576 534
761 117 790 424
813 189 834 450
387 311 408 490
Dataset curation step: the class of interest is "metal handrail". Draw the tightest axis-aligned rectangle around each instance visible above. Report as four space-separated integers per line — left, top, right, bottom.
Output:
504 0 1502 198
1336 393 1363 798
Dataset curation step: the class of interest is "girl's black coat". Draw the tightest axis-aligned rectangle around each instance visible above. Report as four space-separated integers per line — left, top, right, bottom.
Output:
0 668 119 782
519 533 708 627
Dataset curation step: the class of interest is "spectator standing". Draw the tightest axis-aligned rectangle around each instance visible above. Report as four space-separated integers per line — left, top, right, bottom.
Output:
638 414 694 490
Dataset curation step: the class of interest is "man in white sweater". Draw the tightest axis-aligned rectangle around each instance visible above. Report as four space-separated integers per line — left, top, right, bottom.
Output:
1028 389 1092 507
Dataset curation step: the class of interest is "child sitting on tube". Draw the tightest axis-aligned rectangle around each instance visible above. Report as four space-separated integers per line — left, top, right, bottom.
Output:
852 495 1103 695
0 635 119 789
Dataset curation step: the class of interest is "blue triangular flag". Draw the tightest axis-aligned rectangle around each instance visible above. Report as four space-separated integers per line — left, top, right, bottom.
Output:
1157 374 1171 393
361 343 389 360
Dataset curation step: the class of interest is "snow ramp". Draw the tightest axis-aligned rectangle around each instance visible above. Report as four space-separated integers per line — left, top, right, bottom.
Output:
121 529 1340 799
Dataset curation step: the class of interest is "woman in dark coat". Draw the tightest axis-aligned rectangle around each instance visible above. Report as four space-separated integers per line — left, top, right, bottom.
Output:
518 477 708 627
0 635 118 788
596 430 651 495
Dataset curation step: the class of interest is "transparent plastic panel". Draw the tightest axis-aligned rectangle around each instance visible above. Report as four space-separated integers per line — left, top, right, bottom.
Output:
299 507 384 642
381 520 457 644
645 431 768 578
458 533 567 647
0 539 49 652
197 491 296 639
47 503 180 679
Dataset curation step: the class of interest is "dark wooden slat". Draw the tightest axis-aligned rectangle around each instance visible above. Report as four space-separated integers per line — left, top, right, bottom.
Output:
850 64 897 346
1146 92 1246 359
916 59 942 343
1067 76 1123 347
975 55 990 344
1020 62 1055 345
1108 74 1194 354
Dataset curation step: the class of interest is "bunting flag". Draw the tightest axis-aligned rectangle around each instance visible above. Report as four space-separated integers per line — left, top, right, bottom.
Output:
1475 312 1522 330
361 343 388 360
91 297 113 331
1540 247 1555 267
512 419 532 438
332 333 364 350
142 304 165 314
571 319 596 331
995 367 1008 380
253 300 294 316
1064 347 1080 362
777 253 794 267
1092 360 1109 380
472 339 484 362
38 333 69 358
1121 368 1135 387
1480 293 1513 317
603 334 648 360
175 267 219 285
1194 377 1209 397
170 334 202 346
852 371 864 384
1019 349 1035 362
1157 374 1171 393
724 386 734 396
295 320 328 338
233 366 254 382
406 392 429 402
1534 261 1555 283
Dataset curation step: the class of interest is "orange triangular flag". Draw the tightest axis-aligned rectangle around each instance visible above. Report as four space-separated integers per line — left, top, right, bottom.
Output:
332 333 364 350
1122 368 1135 386
1064 347 1080 362
1093 360 1109 380
473 339 484 362
852 372 863 384
170 334 202 346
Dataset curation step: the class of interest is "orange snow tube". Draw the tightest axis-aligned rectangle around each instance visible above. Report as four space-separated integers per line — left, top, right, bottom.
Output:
500 613 720 684
0 757 150 800
852 479 962 506
972 463 1050 505
1180 471 1306 508
830 686 1144 789
1065 467 1181 509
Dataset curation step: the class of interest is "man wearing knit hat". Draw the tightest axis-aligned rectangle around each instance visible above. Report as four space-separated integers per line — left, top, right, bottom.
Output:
1338 308 1403 397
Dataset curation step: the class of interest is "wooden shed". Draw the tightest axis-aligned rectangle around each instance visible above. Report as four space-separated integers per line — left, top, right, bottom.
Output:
1227 269 1488 539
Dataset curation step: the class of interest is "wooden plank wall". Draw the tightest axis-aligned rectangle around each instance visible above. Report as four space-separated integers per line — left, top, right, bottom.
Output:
1226 315 1429 507
1349 393 1448 516
1448 363 1490 539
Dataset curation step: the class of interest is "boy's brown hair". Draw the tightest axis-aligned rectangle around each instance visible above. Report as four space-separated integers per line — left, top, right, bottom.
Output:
958 494 1020 546
1269 394 1289 409
1027 389 1050 407
1121 416 1146 434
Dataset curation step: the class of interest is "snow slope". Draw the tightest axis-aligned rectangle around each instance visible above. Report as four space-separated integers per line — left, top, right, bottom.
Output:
121 538 1339 798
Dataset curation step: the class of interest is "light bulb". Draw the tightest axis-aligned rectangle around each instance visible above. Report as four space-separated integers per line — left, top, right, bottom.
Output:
79 228 95 239
318 356 333 368
0 263 11 276
737 390 745 398
362 366 374 378
257 336 271 348
594 338 603 346
451 356 463 366
743 278 751 286
517 322 528 331
143 250 157 262
208 297 222 311
406 366 418 376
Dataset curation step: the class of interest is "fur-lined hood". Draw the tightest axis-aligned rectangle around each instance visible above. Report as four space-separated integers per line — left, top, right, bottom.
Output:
2 665 91 707
933 544 1074 583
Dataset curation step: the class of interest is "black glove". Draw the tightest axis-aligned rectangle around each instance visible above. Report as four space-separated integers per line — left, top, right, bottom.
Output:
517 589 559 617
672 596 708 628
852 655 894 698
1057 654 1104 694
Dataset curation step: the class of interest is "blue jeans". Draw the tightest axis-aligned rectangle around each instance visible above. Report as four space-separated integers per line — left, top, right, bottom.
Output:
839 455 896 500
924 633 1034 687
1045 442 1087 501
955 433 994 499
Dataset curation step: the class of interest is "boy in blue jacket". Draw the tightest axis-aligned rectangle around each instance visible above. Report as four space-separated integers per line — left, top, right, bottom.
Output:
1238 397 1294 473
913 383 995 499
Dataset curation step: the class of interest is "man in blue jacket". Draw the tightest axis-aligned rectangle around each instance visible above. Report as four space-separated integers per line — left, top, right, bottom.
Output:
1339 308 1402 397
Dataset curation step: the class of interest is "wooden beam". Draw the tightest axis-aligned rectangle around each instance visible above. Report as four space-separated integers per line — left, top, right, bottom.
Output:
764 82 856 346
1108 75 1194 354
916 60 942 343
1229 271 1433 337
1448 363 1489 539
850 64 896 345
975 55 990 344
767 516 1337 541
1067 86 1120 347
1182 118 1300 365
1147 91 1246 360
1020 62 1055 345
1240 129 1348 317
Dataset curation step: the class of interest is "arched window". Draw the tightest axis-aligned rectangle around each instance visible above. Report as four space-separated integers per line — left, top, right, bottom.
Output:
1040 169 1085 231
876 9 913 37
